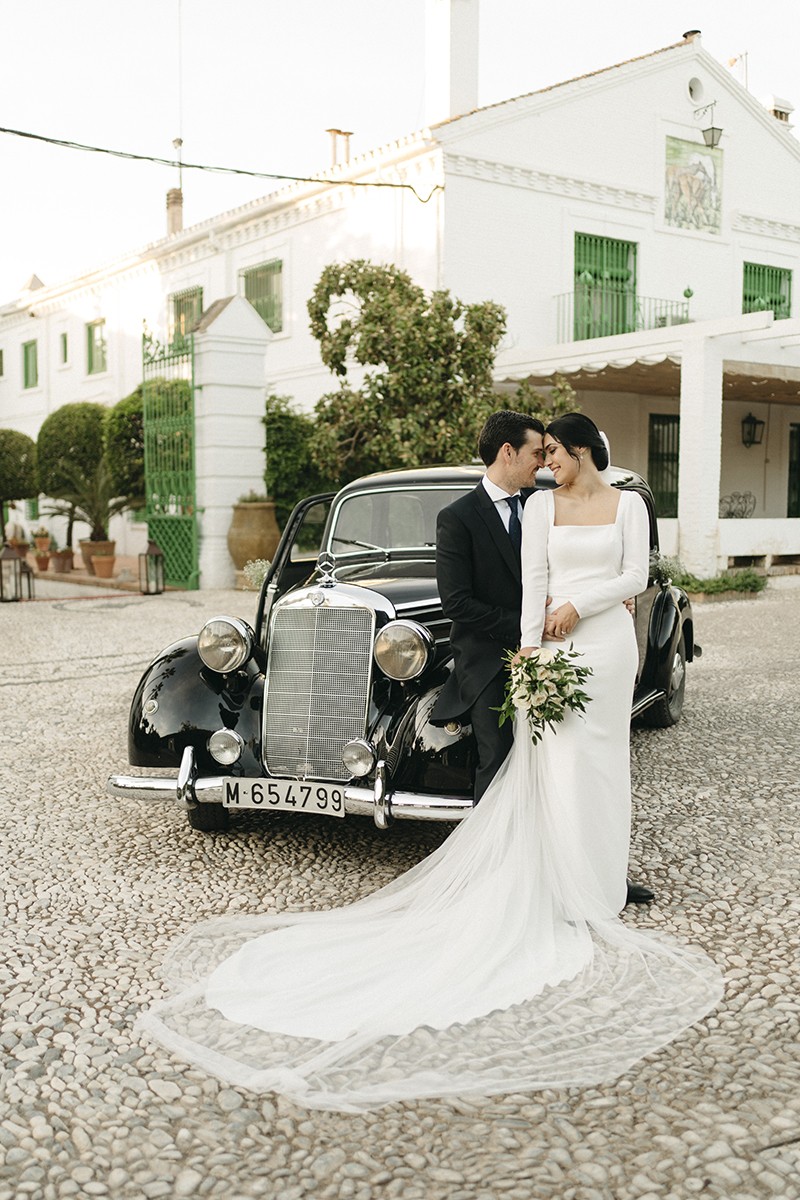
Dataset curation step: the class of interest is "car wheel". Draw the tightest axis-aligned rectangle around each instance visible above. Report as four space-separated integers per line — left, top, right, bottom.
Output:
186 802 230 832
641 631 686 728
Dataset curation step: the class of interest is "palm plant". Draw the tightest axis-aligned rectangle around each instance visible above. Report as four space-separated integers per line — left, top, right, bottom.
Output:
44 457 131 540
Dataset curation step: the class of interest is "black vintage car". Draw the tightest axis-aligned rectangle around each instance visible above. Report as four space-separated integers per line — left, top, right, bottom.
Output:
108 465 697 832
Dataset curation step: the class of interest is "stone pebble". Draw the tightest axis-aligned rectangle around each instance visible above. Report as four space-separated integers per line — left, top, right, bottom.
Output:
1 585 799 1197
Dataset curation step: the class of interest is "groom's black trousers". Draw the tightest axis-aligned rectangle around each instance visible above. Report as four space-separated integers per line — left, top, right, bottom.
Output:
470 669 514 802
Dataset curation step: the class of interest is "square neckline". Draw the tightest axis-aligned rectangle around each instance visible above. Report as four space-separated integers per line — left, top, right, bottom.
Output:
550 488 624 528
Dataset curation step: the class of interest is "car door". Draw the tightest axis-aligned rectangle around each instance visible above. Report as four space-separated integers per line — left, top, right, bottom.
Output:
255 493 335 644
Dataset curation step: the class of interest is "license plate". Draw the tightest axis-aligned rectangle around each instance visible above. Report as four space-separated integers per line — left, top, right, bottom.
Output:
222 777 346 817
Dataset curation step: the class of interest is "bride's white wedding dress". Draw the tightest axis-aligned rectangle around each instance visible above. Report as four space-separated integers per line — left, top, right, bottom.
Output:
137 489 724 1112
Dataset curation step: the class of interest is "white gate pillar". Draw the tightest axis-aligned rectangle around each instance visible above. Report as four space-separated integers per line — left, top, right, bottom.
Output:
677 337 723 577
192 297 270 589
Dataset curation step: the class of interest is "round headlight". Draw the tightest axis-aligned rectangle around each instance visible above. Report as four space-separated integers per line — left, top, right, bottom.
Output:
198 616 254 673
208 728 244 766
373 620 433 681
341 739 376 778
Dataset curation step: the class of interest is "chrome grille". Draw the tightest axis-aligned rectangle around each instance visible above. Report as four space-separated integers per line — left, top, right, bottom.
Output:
264 603 375 781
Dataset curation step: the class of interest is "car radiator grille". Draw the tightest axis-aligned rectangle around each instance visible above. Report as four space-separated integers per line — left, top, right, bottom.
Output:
264 604 375 781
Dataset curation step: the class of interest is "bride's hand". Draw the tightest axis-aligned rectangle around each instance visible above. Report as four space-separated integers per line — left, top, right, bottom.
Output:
546 602 579 640
511 646 538 665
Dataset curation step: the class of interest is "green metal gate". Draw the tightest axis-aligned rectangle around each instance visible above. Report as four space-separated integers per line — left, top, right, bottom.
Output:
142 330 199 589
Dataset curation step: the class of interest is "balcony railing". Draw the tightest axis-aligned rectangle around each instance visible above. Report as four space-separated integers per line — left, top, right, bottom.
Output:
555 290 691 343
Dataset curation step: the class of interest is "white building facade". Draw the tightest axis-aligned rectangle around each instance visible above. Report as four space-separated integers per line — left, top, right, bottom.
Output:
1 17 798 583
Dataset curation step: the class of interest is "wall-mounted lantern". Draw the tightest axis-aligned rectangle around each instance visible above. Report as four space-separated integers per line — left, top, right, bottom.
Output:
741 412 766 448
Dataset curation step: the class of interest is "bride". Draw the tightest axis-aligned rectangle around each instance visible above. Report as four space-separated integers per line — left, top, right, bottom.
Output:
137 414 724 1112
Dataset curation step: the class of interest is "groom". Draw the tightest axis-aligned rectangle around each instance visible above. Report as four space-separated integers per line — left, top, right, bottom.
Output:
433 410 654 906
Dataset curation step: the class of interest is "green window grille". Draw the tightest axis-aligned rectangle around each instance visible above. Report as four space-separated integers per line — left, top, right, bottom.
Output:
25 498 39 521
170 287 203 349
0 349 4 376
86 320 107 374
789 424 800 518
574 233 637 340
60 332 68 364
742 262 792 319
243 260 283 332
648 414 680 518
22 340 38 388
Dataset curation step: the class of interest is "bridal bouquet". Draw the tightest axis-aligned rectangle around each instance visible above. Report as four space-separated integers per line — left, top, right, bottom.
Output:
497 647 593 745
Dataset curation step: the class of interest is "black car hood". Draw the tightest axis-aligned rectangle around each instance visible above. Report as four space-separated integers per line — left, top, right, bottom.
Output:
330 559 439 609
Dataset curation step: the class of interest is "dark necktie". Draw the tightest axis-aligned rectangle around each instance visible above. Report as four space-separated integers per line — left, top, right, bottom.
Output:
505 494 522 554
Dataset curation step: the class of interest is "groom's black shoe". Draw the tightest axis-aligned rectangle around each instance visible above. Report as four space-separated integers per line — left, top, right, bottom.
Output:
625 880 655 905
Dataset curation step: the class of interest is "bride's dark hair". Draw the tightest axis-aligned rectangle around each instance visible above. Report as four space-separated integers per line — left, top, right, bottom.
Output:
545 412 609 471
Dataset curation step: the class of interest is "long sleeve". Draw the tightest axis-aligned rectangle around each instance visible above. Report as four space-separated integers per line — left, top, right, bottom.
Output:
569 490 650 618
520 491 550 647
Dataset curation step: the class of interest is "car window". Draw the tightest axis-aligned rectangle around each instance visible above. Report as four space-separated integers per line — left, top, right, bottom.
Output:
289 500 330 563
330 488 471 553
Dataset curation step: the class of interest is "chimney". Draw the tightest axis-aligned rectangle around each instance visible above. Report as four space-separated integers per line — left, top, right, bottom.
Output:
763 94 794 127
424 0 479 126
325 129 354 167
166 187 183 236
682 29 702 42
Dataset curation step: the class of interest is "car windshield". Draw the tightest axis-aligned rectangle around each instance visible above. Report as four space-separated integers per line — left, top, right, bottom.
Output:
329 487 472 555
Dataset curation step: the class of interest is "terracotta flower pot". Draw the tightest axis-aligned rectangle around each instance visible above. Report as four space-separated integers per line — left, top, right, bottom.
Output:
79 539 115 575
34 536 52 553
93 555 116 579
227 501 281 570
51 550 73 573
35 553 50 572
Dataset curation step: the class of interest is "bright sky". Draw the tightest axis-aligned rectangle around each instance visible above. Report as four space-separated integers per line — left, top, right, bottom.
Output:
2 0 798 304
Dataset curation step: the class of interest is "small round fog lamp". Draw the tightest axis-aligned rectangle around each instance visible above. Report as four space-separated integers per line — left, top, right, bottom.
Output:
341 739 376 777
208 728 244 766
198 616 254 673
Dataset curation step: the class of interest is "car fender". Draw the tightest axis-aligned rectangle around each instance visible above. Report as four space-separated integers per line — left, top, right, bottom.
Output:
647 591 687 694
128 636 265 773
376 679 476 799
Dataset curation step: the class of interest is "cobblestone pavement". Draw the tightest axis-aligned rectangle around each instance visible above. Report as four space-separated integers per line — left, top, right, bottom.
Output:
1 585 799 1200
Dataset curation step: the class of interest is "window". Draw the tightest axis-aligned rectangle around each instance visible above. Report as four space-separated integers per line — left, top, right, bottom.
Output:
573 234 637 340
86 320 107 374
743 262 792 320
242 260 283 332
60 333 68 364
0 349 4 377
789 424 800 518
170 287 203 348
648 415 680 518
23 340 38 388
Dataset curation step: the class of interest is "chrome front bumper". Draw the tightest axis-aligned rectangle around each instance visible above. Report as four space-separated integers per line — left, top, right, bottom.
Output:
107 747 472 829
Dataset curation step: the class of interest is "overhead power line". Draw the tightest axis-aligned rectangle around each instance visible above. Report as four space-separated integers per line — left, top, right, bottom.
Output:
0 125 442 204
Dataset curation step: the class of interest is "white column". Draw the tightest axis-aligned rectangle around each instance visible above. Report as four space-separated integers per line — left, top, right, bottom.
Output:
677 337 724 577
193 298 270 589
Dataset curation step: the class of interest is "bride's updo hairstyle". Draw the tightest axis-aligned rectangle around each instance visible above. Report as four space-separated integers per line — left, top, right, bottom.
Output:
545 412 609 472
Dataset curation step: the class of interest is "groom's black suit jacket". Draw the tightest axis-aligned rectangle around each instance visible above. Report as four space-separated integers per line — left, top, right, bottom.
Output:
432 483 533 723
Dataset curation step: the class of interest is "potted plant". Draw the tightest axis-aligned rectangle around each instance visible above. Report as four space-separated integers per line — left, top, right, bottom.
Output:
227 490 281 571
49 538 73 573
34 547 50 573
31 525 51 553
44 459 127 576
92 547 116 579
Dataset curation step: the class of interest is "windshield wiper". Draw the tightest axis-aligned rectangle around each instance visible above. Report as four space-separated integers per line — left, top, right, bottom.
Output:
332 535 389 554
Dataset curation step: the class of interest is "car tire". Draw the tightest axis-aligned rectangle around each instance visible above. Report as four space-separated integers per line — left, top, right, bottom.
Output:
186 802 230 832
641 631 686 728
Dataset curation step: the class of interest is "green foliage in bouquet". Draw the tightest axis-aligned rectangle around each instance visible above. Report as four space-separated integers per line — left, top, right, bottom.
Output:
497 647 593 745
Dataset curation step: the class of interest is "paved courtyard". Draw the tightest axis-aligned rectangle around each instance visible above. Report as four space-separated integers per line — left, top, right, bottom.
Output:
1 583 799 1200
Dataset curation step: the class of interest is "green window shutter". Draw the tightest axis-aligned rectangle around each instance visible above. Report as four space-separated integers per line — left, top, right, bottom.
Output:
0 349 4 377
60 333 68 364
574 234 637 339
648 414 680 518
742 262 792 319
86 320 107 375
170 287 203 348
23 340 38 388
243 261 283 332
